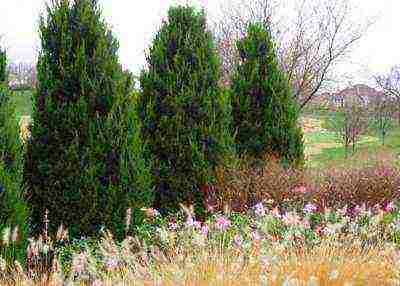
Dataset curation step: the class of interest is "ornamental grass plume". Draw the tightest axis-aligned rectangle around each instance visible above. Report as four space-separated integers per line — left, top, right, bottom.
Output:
90 235 399 285
71 251 89 277
0 218 399 285
19 116 31 143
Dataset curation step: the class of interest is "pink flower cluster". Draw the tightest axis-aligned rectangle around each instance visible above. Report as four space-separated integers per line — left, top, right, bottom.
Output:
292 185 308 194
200 225 209 236
253 202 266 217
215 216 231 231
186 217 201 229
384 201 395 212
303 203 317 214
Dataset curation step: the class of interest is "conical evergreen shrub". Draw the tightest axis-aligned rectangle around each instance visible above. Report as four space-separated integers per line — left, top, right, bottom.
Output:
0 47 6 84
231 23 304 166
0 46 28 262
139 6 233 213
24 0 153 238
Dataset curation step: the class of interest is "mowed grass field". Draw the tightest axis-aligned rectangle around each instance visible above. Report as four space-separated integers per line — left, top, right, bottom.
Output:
302 109 400 168
10 89 33 121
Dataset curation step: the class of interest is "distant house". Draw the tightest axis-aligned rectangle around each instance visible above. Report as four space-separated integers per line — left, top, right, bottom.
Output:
7 62 37 90
316 84 384 109
8 77 32 90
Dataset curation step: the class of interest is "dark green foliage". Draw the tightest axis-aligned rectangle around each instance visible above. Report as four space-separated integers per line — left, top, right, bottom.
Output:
0 47 28 262
0 47 6 84
139 6 233 213
231 23 304 166
24 0 153 238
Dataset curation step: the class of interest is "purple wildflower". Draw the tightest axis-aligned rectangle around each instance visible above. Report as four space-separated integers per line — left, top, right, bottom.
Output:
302 219 310 229
384 201 395 213
292 185 308 194
251 231 261 241
215 216 231 231
282 212 301 226
254 202 266 217
354 204 366 216
233 234 243 247
105 258 119 271
271 207 282 218
303 203 317 214
193 221 201 229
186 217 201 229
200 224 209 236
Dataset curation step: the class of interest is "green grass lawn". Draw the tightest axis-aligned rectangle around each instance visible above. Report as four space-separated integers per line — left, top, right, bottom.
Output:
10 89 33 121
305 130 337 145
304 114 400 169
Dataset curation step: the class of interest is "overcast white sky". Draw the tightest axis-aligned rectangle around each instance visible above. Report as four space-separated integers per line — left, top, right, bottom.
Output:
0 0 399 83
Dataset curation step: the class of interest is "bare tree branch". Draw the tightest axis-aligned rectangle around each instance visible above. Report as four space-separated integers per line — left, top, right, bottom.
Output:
212 0 374 109
374 66 400 125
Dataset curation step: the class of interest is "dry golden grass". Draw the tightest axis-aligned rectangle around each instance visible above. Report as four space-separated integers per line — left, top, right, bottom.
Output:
19 115 31 143
136 241 399 286
3 237 399 286
300 117 325 133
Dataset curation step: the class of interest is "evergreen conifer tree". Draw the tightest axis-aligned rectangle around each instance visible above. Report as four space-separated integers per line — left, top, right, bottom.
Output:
0 47 6 84
0 45 28 261
139 6 233 213
231 23 304 165
24 0 152 238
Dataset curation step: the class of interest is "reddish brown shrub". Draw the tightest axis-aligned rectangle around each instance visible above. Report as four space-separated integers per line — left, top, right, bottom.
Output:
316 164 400 209
214 156 308 212
214 157 400 213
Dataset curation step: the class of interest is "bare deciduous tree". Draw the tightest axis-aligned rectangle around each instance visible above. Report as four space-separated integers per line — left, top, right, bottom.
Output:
327 93 368 157
369 93 395 146
212 0 373 109
374 66 400 125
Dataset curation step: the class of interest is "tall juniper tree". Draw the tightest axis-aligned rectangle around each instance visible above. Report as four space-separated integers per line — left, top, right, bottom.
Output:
231 23 304 166
0 46 6 84
139 6 233 213
0 44 27 261
24 0 152 238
